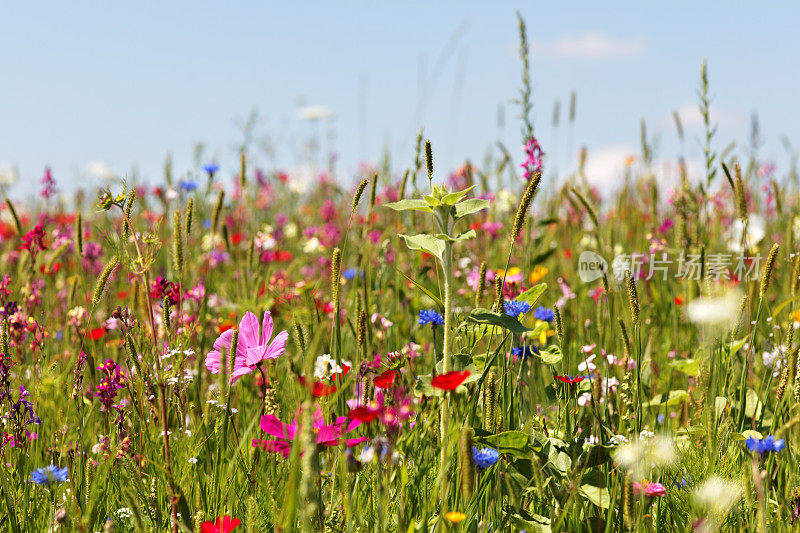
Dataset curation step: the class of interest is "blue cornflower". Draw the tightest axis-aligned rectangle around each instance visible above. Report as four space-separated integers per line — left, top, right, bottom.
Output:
418 309 444 326
178 180 198 191
202 219 212 230
31 465 69 487
504 299 531 317
472 446 500 469
533 306 555 322
746 435 785 454
342 268 363 281
202 163 220 175
511 345 539 358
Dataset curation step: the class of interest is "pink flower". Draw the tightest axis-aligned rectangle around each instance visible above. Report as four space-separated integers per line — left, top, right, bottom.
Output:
633 480 666 498
253 405 366 457
205 311 288 383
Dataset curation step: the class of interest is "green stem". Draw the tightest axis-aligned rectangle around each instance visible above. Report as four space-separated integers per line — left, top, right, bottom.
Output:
439 241 454 506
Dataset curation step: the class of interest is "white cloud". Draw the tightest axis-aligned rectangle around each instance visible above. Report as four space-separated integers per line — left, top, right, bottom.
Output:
532 32 646 59
83 161 116 181
576 144 704 190
297 105 335 121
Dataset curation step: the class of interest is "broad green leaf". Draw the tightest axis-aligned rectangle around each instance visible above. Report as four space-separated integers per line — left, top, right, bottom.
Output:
545 438 572 474
436 229 476 243
537 345 563 365
453 198 490 219
517 282 547 307
745 388 763 419
580 484 611 509
731 429 763 441
507 510 551 533
441 185 474 205
715 396 729 420
422 194 441 207
468 308 530 334
474 430 538 458
645 389 689 408
668 358 700 377
399 234 445 261
383 198 433 214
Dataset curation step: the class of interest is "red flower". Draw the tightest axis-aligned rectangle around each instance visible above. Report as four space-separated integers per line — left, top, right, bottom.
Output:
373 369 396 389
555 375 585 384
298 376 337 397
348 405 381 423
564 249 572 259
116 290 128 299
201 515 241 533
89 328 105 341
674 297 684 306
431 370 470 390
330 363 351 382
231 232 243 245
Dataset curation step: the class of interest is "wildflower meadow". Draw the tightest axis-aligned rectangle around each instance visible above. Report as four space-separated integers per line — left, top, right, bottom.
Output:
3 13 800 533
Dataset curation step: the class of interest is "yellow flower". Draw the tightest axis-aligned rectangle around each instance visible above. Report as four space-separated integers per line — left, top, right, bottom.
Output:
529 265 548 285
624 155 635 167
791 310 800 324
445 511 466 523
496 267 523 283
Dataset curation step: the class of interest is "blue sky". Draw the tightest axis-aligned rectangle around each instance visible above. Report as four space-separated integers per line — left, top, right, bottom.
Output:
1 1 799 198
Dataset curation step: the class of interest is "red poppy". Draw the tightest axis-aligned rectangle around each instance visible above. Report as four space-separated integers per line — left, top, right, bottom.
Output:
330 363 351 382
217 323 235 334
39 262 62 275
564 249 572 259
231 232 243 245
117 291 128 299
373 369 396 389
554 375 585 384
431 370 470 390
674 297 683 306
201 515 241 533
348 406 381 423
297 376 337 397
89 328 105 341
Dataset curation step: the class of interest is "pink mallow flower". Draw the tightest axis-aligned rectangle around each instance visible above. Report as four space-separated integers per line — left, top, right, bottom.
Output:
633 480 666 497
253 405 367 457
205 311 289 383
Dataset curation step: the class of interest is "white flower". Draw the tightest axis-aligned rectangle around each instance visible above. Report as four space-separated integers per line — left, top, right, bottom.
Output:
694 476 742 517
0 165 18 185
304 237 324 254
577 355 596 373
188 457 198 465
686 291 742 326
726 215 765 253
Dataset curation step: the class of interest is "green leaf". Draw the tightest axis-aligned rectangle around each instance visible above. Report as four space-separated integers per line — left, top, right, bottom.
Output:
506 509 552 533
422 194 441 207
645 389 689 408
580 484 611 509
441 185 475 205
399 234 445 261
391 265 444 309
537 345 563 365
668 358 700 377
453 198 490 219
473 430 538 458
745 388 763 419
468 308 531 334
517 282 547 307
729 336 748 356
731 429 763 441
383 198 433 214
436 229 476 243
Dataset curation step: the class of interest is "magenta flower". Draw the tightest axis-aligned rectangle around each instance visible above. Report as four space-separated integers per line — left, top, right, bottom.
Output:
252 405 366 457
205 311 288 383
633 480 666 497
